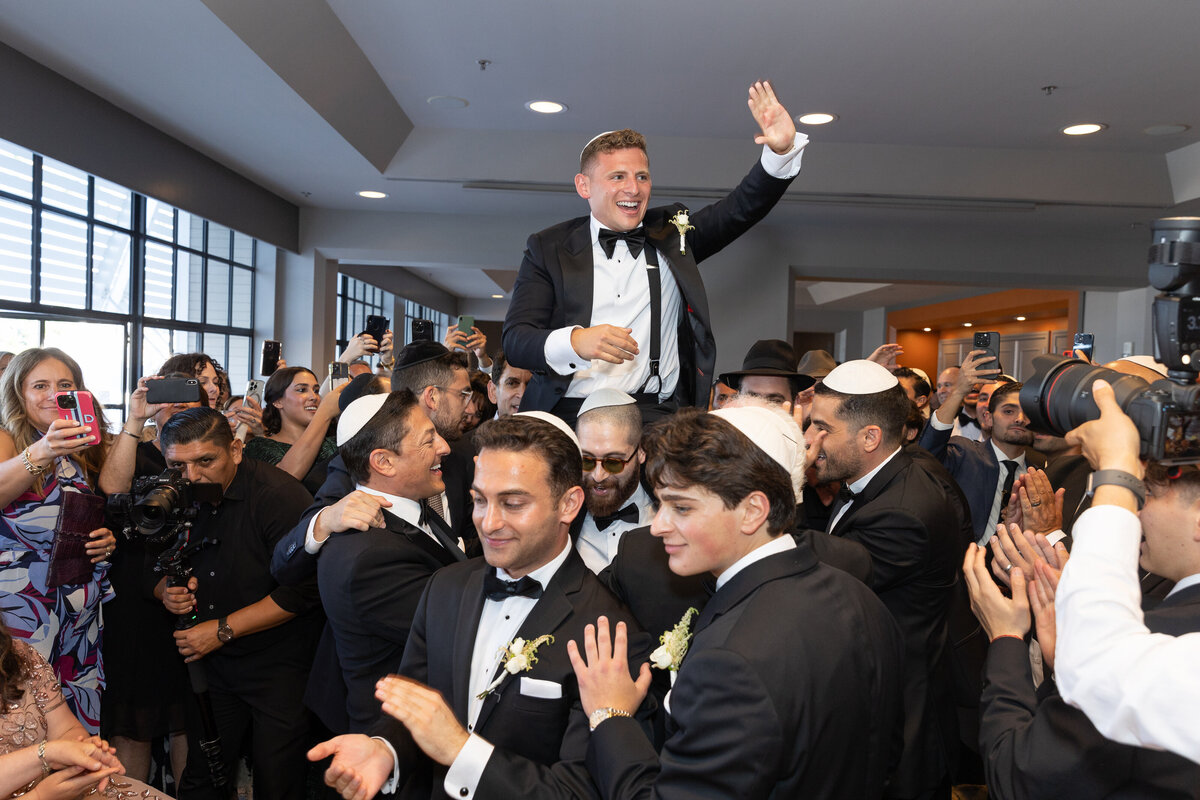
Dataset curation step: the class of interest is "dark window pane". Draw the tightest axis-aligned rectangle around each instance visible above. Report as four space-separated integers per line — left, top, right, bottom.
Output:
0 198 33 302
39 211 88 308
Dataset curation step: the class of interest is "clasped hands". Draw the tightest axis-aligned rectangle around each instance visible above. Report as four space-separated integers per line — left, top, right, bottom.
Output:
34 736 124 798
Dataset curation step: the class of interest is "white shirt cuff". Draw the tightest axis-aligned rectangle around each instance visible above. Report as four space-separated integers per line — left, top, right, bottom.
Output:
544 326 585 376
443 733 494 799
372 736 401 795
929 413 954 431
1045 528 1067 546
759 132 809 179
304 508 329 554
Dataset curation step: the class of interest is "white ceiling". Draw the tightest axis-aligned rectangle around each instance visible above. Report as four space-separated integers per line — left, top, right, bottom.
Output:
0 0 1196 302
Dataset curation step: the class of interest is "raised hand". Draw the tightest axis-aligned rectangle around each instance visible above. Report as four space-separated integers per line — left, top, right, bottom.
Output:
748 81 797 155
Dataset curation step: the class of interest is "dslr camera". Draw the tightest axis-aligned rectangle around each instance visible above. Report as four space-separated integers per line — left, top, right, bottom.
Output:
1021 217 1200 465
107 468 222 541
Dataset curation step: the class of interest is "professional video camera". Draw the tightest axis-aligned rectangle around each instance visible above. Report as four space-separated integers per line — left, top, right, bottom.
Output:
107 468 222 541
1021 217 1200 465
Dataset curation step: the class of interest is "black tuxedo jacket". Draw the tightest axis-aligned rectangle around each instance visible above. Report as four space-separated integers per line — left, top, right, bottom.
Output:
588 540 905 799
829 449 962 797
270 448 474 585
375 547 652 800
979 583 1200 799
315 510 459 733
917 424 1047 542
503 160 796 412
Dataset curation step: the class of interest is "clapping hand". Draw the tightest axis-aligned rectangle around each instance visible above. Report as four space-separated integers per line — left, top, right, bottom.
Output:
308 735 393 800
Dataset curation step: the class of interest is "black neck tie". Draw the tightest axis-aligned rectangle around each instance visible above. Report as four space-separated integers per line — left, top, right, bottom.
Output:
419 500 467 561
998 461 1018 524
598 227 646 259
594 504 639 531
483 571 543 602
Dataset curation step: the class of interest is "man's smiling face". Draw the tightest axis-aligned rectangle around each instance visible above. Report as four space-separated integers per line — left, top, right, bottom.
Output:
575 147 652 232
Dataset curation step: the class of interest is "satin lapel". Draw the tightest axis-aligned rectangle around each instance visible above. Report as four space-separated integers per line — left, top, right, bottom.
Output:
450 567 488 722
383 510 458 566
830 451 912 537
473 551 583 732
560 220 595 326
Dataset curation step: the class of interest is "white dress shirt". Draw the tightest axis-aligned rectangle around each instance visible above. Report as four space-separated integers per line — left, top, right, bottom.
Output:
305 485 446 553
1055 504 1200 763
715 533 797 591
575 484 654 573
543 134 809 400
827 446 902 532
984 441 1025 544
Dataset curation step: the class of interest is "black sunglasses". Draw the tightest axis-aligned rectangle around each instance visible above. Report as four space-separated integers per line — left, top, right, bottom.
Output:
581 451 637 475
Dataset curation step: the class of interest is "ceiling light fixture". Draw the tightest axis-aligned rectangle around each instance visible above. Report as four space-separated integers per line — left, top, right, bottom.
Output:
427 95 469 109
1062 123 1107 136
526 100 566 114
357 190 387 199
796 112 838 125
1144 124 1190 137
491 294 504 299
923 327 932 332
1015 316 1026 321
963 322 973 327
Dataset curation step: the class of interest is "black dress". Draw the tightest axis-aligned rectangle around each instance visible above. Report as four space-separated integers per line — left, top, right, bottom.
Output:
99 441 189 740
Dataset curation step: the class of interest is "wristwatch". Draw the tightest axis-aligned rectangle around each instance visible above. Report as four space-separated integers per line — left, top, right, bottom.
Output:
588 707 633 731
1085 469 1146 510
216 616 235 644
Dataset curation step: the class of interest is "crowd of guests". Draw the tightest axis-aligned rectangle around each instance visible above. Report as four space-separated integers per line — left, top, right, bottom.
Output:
2 324 1197 800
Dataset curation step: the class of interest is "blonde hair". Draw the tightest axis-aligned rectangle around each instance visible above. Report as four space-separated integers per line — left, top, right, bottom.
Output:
0 348 110 493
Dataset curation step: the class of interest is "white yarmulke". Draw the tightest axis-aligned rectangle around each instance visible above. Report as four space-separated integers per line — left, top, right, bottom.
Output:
515 411 583 455
578 388 636 417
580 130 617 161
823 359 899 394
909 367 931 385
711 405 806 503
337 394 389 447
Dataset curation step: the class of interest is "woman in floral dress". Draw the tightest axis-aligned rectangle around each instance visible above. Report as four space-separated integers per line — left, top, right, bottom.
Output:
0 349 117 734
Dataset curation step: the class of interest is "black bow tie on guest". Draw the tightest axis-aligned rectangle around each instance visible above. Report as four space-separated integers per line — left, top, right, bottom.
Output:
598 227 647 260
837 484 856 504
594 503 639 531
483 571 543 602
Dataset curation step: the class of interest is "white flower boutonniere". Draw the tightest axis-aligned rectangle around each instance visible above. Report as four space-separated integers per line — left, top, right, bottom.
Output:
650 607 699 672
477 634 555 699
668 210 695 255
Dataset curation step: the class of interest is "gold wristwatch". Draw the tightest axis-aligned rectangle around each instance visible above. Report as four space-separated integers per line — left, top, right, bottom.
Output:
588 707 633 731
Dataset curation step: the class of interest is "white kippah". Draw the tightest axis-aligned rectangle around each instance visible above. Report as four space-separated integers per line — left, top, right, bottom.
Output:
337 393 389 447
578 388 636 417
711 406 799 473
515 411 583 455
823 360 899 394
580 130 617 162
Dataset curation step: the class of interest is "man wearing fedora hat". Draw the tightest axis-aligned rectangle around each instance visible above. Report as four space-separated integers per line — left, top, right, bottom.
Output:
719 339 815 414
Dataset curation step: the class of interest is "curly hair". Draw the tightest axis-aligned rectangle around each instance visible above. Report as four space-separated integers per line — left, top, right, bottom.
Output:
0 618 29 705
580 129 648 174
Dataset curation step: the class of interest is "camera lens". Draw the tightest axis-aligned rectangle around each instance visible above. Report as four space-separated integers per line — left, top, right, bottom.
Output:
56 395 76 409
131 485 181 536
1020 354 1151 436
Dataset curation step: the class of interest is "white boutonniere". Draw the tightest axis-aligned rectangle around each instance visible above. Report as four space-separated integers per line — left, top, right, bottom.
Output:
650 607 699 672
477 634 554 699
668 210 695 255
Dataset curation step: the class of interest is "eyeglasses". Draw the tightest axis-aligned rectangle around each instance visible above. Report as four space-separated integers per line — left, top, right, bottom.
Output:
435 385 473 399
582 451 638 475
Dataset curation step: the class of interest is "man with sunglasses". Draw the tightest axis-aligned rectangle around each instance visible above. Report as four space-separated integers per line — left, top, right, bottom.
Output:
574 389 654 573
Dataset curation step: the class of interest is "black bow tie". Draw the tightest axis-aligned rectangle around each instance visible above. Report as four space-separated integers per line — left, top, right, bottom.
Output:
837 484 856 504
598 227 647 260
595 503 639 531
483 571 543 602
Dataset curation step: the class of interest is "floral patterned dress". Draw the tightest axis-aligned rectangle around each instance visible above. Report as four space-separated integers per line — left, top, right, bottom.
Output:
0 456 113 733
2 640 170 799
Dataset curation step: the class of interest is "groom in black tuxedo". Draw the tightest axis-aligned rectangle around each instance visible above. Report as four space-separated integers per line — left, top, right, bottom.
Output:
309 412 651 800
502 81 809 427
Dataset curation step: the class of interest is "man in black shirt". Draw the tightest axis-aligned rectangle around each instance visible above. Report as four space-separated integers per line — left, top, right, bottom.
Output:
158 407 321 800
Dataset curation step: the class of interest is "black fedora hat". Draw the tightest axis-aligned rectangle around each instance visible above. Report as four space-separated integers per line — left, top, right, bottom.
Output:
719 339 815 392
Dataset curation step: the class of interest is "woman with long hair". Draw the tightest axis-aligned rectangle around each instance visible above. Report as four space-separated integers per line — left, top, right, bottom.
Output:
242 366 342 493
0 348 117 733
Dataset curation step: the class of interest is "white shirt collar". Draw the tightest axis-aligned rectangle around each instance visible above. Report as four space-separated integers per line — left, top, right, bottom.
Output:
990 440 1027 470
1166 572 1200 599
847 446 903 495
353 484 423 529
589 214 644 242
497 535 573 585
715 534 797 591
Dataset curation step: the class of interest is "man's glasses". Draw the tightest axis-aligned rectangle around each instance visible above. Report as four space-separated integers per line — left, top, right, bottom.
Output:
435 385 473 399
582 451 637 475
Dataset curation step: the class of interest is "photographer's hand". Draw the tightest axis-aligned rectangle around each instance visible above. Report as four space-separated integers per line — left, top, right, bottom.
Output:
1065 379 1144 487
161 575 198 616
174 620 222 663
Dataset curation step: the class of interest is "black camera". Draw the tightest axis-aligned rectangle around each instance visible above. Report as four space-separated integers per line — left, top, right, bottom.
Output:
107 468 222 540
1020 216 1200 464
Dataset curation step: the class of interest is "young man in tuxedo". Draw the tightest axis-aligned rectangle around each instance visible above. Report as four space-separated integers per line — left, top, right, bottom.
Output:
806 360 962 800
309 412 651 800
503 81 809 427
317 391 466 734
569 406 903 799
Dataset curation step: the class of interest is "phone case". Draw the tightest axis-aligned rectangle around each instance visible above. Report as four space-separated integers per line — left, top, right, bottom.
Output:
48 490 106 587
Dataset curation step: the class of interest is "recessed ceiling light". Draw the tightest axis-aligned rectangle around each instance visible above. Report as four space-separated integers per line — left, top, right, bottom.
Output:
491 294 504 299
922 327 932 332
1062 123 1107 136
1144 124 1190 137
796 113 838 125
526 100 566 114
1015 316 1027 321
963 322 973 327
357 190 387 199
427 95 469 109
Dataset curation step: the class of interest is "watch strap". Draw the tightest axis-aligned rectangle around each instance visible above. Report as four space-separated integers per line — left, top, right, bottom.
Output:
589 706 633 731
217 616 234 643
1086 469 1146 509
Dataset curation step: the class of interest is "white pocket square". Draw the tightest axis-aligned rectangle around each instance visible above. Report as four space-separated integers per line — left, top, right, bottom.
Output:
519 677 562 699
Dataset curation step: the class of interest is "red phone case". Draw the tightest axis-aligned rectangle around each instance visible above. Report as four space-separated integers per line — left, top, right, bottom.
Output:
55 391 99 438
